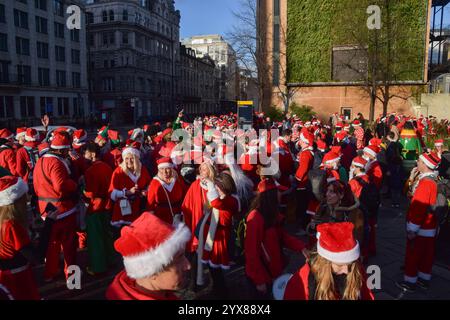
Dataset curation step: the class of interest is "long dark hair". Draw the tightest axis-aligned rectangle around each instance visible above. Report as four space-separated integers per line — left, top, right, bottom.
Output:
248 188 278 228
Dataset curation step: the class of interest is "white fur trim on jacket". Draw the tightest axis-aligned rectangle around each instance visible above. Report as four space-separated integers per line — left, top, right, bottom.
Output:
363 147 377 158
0 178 28 206
123 222 191 279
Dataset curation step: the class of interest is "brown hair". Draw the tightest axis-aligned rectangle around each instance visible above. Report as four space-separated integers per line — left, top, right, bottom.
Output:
310 254 363 300
0 195 28 240
215 172 236 195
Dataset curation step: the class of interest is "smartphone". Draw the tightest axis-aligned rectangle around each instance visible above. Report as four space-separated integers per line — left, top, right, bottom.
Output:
45 202 57 213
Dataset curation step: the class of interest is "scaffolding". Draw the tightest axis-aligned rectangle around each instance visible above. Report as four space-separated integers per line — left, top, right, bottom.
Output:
429 0 450 78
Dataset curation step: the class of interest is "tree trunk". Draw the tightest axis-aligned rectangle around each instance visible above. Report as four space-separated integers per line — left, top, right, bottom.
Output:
383 85 389 117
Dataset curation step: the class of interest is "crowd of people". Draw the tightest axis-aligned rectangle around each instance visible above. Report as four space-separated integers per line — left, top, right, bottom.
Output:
0 109 449 300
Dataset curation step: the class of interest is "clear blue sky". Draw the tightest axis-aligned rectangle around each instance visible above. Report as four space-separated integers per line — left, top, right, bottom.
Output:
175 0 243 39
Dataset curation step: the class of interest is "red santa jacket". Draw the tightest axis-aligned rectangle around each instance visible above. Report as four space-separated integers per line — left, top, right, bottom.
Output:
147 175 187 225
109 166 151 227
273 138 294 178
406 173 438 238
106 270 178 300
70 148 90 182
366 161 383 190
200 194 239 269
15 141 39 183
283 263 374 300
349 174 370 198
181 179 208 253
0 144 17 176
295 147 314 189
33 153 78 218
84 160 113 214
245 210 305 286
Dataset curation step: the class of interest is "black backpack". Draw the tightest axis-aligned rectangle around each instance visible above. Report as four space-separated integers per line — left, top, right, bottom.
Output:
355 176 380 218
425 177 450 227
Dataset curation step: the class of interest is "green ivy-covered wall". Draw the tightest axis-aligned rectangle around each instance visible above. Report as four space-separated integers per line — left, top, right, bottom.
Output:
287 0 429 84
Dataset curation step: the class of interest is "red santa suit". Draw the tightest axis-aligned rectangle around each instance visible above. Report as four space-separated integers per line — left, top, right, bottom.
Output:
199 184 239 270
33 149 78 279
295 146 314 190
404 171 438 284
0 143 17 176
109 165 151 228
15 141 39 183
349 173 370 199
273 137 295 187
147 175 187 225
181 178 209 253
245 210 305 286
0 220 40 300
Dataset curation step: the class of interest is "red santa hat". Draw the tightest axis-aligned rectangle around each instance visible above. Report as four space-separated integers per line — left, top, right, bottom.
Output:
299 130 314 146
435 139 444 147
335 131 347 143
369 138 382 148
352 120 361 127
15 127 27 140
257 178 278 193
419 152 440 170
343 124 350 132
157 157 174 170
38 142 50 157
0 129 14 140
72 129 87 147
322 151 340 166
330 146 342 156
114 213 191 279
50 133 71 149
335 122 344 130
25 128 40 142
351 156 368 169
363 145 380 158
317 140 327 152
316 222 360 264
122 146 140 159
0 176 29 206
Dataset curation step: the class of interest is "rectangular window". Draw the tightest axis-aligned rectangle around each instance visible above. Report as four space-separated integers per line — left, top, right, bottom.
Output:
123 10 128 21
0 61 9 83
341 108 352 121
109 32 115 44
53 0 64 16
57 97 69 116
122 32 128 44
56 70 66 87
71 49 80 64
14 9 28 29
17 65 31 85
109 10 114 21
55 46 65 62
40 97 53 116
0 4 5 23
35 16 48 34
37 41 49 58
102 11 107 22
54 22 64 38
273 0 280 16
16 37 30 55
0 33 7 52
0 96 14 118
38 67 50 86
70 29 79 42
72 72 80 88
88 34 94 47
20 96 35 118
35 0 47 11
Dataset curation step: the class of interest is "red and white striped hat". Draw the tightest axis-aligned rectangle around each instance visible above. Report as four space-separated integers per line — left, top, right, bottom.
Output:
316 222 360 264
0 176 28 206
351 156 368 169
419 152 440 170
25 128 40 142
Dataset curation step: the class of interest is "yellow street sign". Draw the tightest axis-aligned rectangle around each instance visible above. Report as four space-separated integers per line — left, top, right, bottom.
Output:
237 101 253 106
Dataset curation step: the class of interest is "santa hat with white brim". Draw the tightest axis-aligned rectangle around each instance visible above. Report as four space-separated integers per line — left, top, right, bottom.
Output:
0 176 29 206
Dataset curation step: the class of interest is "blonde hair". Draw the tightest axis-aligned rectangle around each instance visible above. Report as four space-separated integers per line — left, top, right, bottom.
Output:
199 162 217 181
0 195 28 240
309 253 363 300
120 153 142 178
